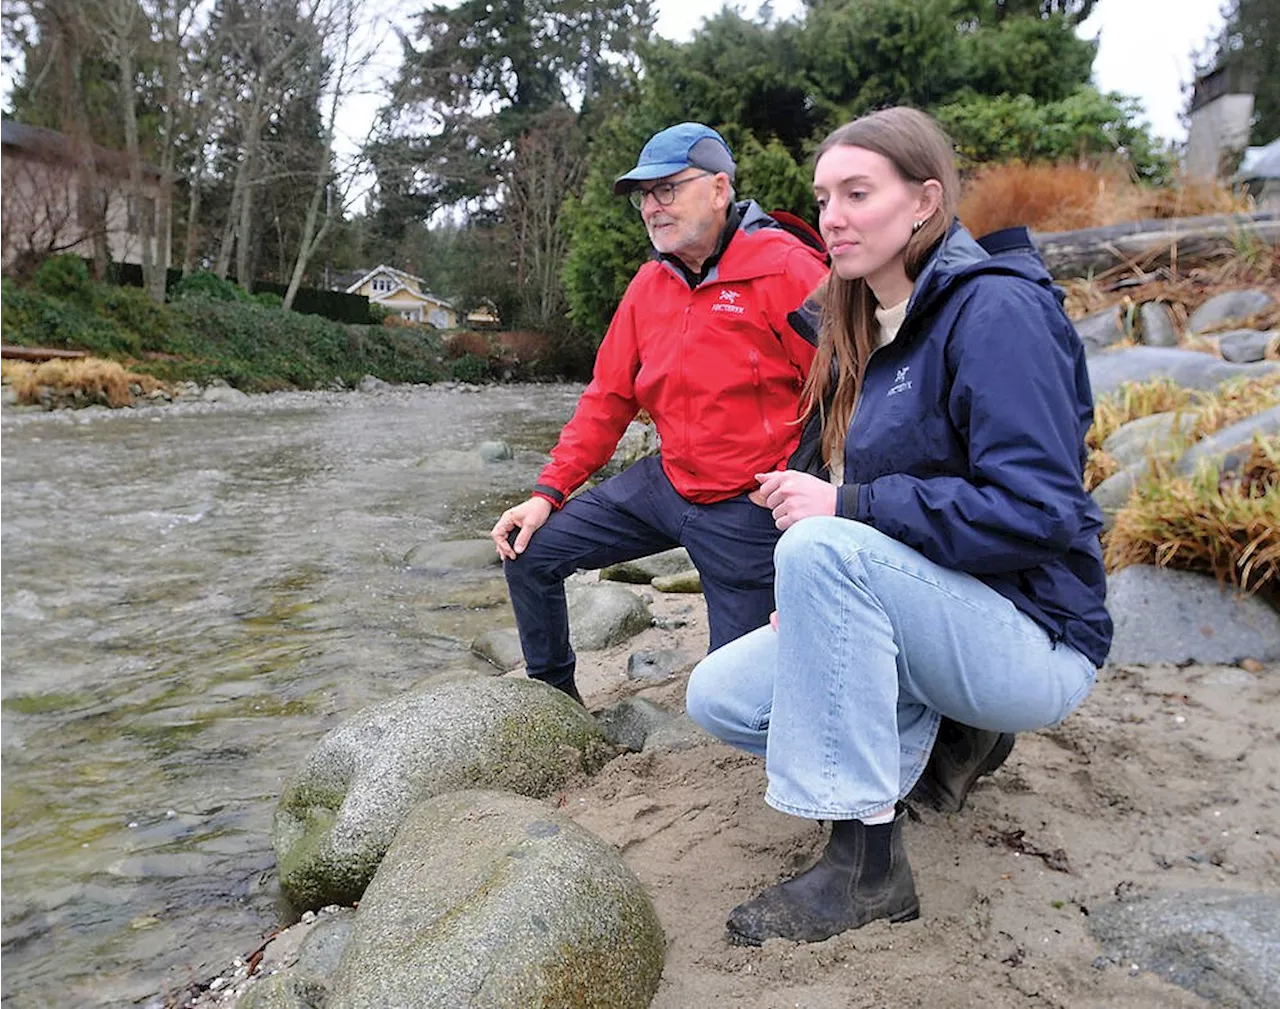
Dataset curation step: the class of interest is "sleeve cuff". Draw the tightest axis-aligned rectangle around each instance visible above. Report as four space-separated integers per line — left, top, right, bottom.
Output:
836 482 866 521
532 485 565 509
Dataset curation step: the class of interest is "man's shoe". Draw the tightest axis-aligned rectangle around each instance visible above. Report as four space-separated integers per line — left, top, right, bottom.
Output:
726 805 919 945
908 718 1015 814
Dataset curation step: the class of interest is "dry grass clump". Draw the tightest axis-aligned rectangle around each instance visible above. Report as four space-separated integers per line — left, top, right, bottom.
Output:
959 160 1252 238
1087 378 1196 452
1194 372 1280 435
1061 240 1279 330
1084 449 1121 490
1 357 165 407
1104 435 1280 598
1083 374 1280 492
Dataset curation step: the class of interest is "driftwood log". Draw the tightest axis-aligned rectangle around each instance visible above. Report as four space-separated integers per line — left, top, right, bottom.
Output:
1032 212 1280 279
0 345 88 362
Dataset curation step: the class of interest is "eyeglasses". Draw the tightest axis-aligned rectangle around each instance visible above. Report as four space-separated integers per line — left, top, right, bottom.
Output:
628 171 712 210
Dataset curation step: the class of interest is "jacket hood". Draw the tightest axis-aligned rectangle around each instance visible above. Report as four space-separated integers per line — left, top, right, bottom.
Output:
906 220 1059 322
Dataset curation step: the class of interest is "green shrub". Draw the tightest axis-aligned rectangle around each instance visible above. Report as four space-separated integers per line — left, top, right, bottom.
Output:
33 255 95 307
448 352 491 384
252 291 284 308
1 278 140 356
98 284 182 353
170 271 247 303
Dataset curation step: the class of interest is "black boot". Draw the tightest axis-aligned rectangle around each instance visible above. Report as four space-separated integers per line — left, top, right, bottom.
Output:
908 717 1015 813
726 805 919 945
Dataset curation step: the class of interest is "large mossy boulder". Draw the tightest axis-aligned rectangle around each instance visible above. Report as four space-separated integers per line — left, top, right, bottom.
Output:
326 790 666 1009
272 675 611 912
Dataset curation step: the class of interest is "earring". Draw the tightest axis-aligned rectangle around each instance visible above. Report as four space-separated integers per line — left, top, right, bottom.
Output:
911 219 925 233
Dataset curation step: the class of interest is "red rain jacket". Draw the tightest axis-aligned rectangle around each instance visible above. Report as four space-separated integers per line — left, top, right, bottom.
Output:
534 202 828 506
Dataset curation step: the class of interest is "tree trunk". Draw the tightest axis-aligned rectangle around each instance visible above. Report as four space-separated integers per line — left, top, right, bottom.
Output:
117 46 159 299
182 177 202 276
1033 212 1280 278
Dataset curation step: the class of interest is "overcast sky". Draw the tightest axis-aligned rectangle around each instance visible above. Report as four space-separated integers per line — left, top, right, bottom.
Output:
653 0 1227 143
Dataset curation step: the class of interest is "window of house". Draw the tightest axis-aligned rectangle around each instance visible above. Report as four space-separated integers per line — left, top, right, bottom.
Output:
126 193 155 234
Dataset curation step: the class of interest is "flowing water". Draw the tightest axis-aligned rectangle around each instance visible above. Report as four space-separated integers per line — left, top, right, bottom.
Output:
0 384 582 1007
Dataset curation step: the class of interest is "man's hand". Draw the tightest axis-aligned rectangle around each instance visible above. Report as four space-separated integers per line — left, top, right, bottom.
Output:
491 496 554 560
754 470 837 531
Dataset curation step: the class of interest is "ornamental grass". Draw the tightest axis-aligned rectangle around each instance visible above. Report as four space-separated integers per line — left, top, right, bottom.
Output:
1105 435 1280 598
1 357 165 408
1083 374 1280 492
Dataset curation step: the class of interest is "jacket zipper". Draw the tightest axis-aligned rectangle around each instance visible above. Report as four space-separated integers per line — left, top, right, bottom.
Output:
750 349 777 450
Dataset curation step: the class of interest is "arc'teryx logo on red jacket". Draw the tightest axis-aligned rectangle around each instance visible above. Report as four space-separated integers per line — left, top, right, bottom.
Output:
535 203 828 506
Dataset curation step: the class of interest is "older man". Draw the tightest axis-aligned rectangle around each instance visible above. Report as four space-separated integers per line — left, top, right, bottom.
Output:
490 122 828 703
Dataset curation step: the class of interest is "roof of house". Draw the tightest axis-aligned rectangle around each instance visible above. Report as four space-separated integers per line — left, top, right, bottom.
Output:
1238 138 1280 181
1 119 163 180
344 265 453 308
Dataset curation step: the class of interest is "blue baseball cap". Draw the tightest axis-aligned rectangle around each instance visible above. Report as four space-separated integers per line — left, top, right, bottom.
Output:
613 122 737 195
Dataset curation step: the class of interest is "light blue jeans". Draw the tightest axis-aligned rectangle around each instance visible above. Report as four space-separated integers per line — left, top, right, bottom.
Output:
686 518 1097 820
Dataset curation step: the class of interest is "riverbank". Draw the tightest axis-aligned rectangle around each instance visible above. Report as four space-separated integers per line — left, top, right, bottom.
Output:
181 582 1278 1008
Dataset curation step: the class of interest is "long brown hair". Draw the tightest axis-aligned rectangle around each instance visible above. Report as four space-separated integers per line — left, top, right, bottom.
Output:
802 107 961 466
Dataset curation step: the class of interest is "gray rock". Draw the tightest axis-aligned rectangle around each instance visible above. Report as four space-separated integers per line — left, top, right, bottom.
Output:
596 421 660 479
626 649 685 681
1106 565 1280 665
1090 890 1280 1007
566 583 652 651
470 627 524 673
1138 301 1180 348
595 697 676 752
419 449 492 472
1175 405 1280 478
201 384 250 404
652 569 703 594
1218 329 1278 364
327 790 665 1009
476 440 513 463
272 675 610 911
643 714 714 754
2 386 20 407
403 538 501 570
293 910 356 979
1088 347 1277 399
236 974 328 1009
1188 289 1277 334
356 374 390 393
1102 412 1195 470
1073 306 1127 354
600 547 695 584
1090 469 1138 532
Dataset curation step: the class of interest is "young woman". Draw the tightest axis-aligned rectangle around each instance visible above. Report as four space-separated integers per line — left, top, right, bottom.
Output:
685 107 1112 946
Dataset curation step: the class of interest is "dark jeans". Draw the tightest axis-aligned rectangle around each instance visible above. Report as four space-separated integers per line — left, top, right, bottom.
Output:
504 456 782 692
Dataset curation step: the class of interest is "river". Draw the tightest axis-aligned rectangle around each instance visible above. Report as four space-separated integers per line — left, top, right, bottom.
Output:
0 383 582 1007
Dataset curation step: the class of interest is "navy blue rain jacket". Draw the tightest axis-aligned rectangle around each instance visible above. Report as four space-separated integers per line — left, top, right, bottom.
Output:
790 222 1113 667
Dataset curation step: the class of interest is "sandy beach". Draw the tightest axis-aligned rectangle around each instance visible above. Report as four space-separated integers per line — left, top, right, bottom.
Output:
560 586 1279 1008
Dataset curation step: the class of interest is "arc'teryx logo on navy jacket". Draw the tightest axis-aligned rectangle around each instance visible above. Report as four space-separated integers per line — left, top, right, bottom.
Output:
792 223 1113 667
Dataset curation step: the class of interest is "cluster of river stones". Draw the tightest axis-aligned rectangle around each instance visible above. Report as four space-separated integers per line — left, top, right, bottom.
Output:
188 546 706 1009
1079 287 1280 667
178 287 1278 1008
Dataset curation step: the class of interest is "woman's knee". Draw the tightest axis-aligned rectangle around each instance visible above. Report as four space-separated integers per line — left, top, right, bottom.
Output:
775 517 878 581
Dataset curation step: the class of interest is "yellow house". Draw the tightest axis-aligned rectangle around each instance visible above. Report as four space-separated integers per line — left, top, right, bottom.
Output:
345 265 457 328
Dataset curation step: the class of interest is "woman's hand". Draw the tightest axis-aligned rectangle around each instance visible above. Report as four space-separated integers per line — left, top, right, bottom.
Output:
754 470 837 531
